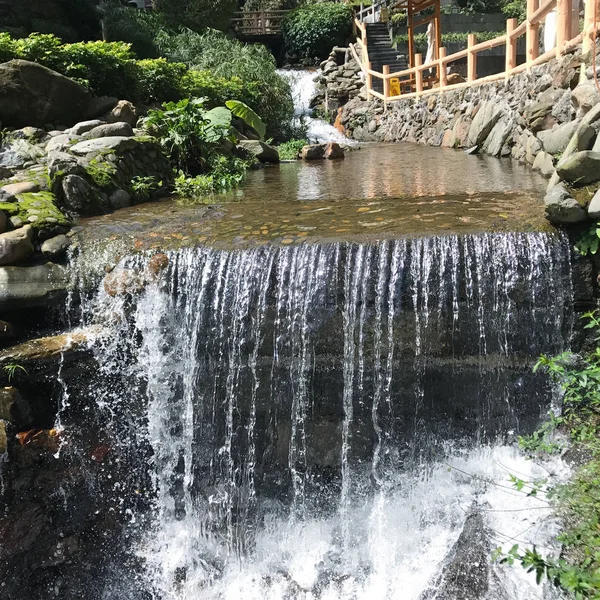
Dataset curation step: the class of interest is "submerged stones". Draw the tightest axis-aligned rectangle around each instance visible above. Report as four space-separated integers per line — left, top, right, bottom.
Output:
0 262 69 310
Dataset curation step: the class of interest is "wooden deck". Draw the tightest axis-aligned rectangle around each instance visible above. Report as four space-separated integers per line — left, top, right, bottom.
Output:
231 10 289 39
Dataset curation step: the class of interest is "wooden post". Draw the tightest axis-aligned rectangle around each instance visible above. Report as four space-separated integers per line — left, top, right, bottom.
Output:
415 53 423 95
383 65 390 99
367 61 373 100
506 18 517 75
556 0 572 56
583 0 597 57
467 33 477 82
526 0 539 68
408 3 414 68
439 47 447 88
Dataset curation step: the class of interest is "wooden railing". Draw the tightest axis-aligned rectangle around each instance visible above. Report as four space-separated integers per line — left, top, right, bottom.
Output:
353 0 600 101
231 10 289 36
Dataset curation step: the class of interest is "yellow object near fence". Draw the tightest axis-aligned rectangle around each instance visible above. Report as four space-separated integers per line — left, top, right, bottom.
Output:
389 78 401 97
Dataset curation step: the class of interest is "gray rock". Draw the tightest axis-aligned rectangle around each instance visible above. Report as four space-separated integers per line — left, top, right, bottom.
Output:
68 119 105 136
419 511 496 600
82 122 134 140
47 151 84 180
0 262 69 310
525 100 555 132
1 181 39 196
61 174 108 217
0 60 90 128
483 117 513 157
70 136 139 156
558 103 600 164
556 151 600 185
544 184 587 223
109 188 132 210
301 144 327 160
84 96 119 120
467 101 503 146
538 119 581 155
46 133 75 153
572 81 600 115
532 151 555 177
237 140 279 163
104 100 137 127
40 234 70 259
0 225 35 266
587 188 600 219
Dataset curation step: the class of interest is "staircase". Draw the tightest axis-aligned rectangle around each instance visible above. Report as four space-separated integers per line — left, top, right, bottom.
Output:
365 23 409 94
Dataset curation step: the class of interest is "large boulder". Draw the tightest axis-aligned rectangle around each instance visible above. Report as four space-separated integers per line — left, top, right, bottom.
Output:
572 81 600 115
82 122 134 140
104 100 137 127
237 140 279 163
467 100 503 146
544 183 587 224
0 60 91 128
60 175 109 217
0 263 69 311
537 119 582 155
556 151 600 185
0 226 34 266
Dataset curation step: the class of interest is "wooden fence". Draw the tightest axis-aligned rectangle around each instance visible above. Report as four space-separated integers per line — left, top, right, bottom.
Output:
231 10 289 37
352 0 600 101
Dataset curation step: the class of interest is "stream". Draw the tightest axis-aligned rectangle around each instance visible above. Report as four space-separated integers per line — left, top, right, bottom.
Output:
0 72 577 600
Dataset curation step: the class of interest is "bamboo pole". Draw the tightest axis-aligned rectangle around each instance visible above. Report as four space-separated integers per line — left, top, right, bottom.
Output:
467 33 477 82
383 65 390 99
439 47 447 88
582 0 597 57
408 2 414 67
415 53 423 95
506 18 518 74
367 61 373 100
526 0 540 68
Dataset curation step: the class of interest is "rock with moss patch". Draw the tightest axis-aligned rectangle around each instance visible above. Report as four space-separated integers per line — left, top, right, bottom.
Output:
556 151 600 185
82 122 134 140
0 192 71 238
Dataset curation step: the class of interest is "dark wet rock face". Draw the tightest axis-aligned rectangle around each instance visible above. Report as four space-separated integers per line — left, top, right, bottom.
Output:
0 60 90 128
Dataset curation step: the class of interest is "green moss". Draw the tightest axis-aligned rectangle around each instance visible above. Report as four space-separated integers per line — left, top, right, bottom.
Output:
0 191 71 229
85 158 117 189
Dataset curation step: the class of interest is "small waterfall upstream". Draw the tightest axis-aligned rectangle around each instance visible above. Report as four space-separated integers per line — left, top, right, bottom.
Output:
279 69 355 144
78 231 573 599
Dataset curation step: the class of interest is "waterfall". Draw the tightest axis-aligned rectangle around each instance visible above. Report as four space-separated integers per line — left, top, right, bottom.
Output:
79 231 573 600
279 69 355 145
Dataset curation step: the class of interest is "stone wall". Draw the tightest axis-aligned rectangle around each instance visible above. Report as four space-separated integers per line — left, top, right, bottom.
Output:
339 45 600 226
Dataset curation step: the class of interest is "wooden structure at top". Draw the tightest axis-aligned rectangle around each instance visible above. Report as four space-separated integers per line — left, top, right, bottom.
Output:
396 0 442 70
353 0 600 101
231 10 289 39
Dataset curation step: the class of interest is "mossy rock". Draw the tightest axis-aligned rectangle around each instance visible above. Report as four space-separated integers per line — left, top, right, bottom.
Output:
0 191 71 231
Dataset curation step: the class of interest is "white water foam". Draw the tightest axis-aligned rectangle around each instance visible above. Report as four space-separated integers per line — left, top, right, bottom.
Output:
279 69 356 145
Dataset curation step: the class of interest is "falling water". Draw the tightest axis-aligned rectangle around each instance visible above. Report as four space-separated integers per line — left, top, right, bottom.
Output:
279 69 355 144
79 231 573 600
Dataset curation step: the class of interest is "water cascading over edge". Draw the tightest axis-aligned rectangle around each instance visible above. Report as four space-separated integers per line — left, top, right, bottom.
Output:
81 231 572 600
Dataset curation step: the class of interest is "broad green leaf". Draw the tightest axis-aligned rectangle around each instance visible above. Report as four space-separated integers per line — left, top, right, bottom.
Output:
226 100 266 140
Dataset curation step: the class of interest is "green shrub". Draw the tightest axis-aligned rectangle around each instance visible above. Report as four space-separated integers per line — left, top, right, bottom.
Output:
282 3 353 62
277 138 308 160
101 0 167 59
502 0 527 21
153 0 236 32
157 29 293 139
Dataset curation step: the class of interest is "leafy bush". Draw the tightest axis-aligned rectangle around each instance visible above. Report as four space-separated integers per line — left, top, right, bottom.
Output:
502 0 527 20
153 0 236 32
157 29 294 139
101 0 167 59
283 3 353 62
277 138 308 160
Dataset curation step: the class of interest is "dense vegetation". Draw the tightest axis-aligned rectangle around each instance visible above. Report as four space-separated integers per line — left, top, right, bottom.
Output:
495 313 600 598
282 3 353 62
0 30 293 140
